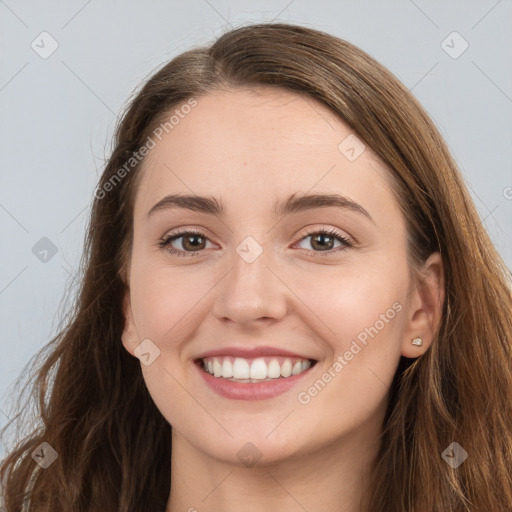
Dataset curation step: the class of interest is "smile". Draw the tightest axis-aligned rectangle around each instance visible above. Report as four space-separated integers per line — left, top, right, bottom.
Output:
199 356 314 382
194 352 318 400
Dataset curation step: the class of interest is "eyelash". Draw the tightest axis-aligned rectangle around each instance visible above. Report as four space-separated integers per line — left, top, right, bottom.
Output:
158 227 353 258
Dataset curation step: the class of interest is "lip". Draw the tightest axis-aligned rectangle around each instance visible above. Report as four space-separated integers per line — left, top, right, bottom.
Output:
194 357 317 402
195 345 315 360
194 346 318 401
196 364 314 401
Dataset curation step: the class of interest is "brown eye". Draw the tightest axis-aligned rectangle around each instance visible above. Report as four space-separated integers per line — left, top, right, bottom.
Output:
295 228 352 256
180 233 206 251
309 232 336 251
158 230 212 257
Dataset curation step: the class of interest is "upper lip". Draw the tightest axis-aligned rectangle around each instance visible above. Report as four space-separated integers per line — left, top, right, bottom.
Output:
195 346 317 361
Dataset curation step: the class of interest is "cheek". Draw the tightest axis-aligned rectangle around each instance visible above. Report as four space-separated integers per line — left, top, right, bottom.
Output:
292 275 405 434
129 260 216 360
290 261 408 416
131 261 184 331
299 262 406 346
128 263 212 426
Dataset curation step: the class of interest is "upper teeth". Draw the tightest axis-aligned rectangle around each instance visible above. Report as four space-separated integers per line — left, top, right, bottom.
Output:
202 356 312 380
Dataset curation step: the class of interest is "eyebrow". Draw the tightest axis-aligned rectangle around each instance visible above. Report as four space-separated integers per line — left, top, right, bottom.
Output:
147 192 375 224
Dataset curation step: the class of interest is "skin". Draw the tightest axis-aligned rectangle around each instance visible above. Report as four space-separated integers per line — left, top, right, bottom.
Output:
121 87 445 512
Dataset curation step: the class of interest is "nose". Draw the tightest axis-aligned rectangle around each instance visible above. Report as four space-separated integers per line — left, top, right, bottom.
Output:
212 241 288 327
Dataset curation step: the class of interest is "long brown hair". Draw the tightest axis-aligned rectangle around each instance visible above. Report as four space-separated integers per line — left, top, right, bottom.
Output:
2 22 511 512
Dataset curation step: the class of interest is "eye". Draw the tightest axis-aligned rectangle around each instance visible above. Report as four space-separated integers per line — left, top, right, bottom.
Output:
294 228 353 256
158 227 353 258
158 229 213 257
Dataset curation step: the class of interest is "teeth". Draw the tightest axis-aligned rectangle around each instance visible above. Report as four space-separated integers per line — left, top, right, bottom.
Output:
201 356 312 380
233 358 250 379
280 360 292 378
213 358 222 377
292 361 302 375
250 358 268 379
267 359 281 378
221 358 233 378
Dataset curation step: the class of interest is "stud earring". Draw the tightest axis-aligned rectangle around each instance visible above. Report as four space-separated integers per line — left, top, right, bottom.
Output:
411 337 423 346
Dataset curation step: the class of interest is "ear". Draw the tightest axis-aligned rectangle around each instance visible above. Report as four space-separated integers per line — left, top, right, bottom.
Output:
401 252 445 358
121 290 139 357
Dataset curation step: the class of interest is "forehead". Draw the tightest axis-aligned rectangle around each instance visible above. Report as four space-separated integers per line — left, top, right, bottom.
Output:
133 87 399 221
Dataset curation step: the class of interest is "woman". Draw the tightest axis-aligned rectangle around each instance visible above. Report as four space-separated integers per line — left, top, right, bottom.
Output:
1 22 511 512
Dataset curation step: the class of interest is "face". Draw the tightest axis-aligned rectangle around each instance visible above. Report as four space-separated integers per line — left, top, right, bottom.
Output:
121 86 442 466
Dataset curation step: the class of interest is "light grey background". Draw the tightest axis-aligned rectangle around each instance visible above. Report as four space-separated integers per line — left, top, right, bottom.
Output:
1 0 511 454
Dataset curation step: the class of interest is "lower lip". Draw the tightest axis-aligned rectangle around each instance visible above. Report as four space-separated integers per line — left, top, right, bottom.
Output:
195 361 315 401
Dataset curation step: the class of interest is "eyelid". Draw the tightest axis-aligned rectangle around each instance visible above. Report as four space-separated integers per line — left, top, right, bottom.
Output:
158 224 355 259
158 227 216 254
293 224 354 245
160 224 354 244
160 226 216 244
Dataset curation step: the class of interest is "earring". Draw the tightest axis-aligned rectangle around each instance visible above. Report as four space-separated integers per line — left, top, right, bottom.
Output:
411 337 423 346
